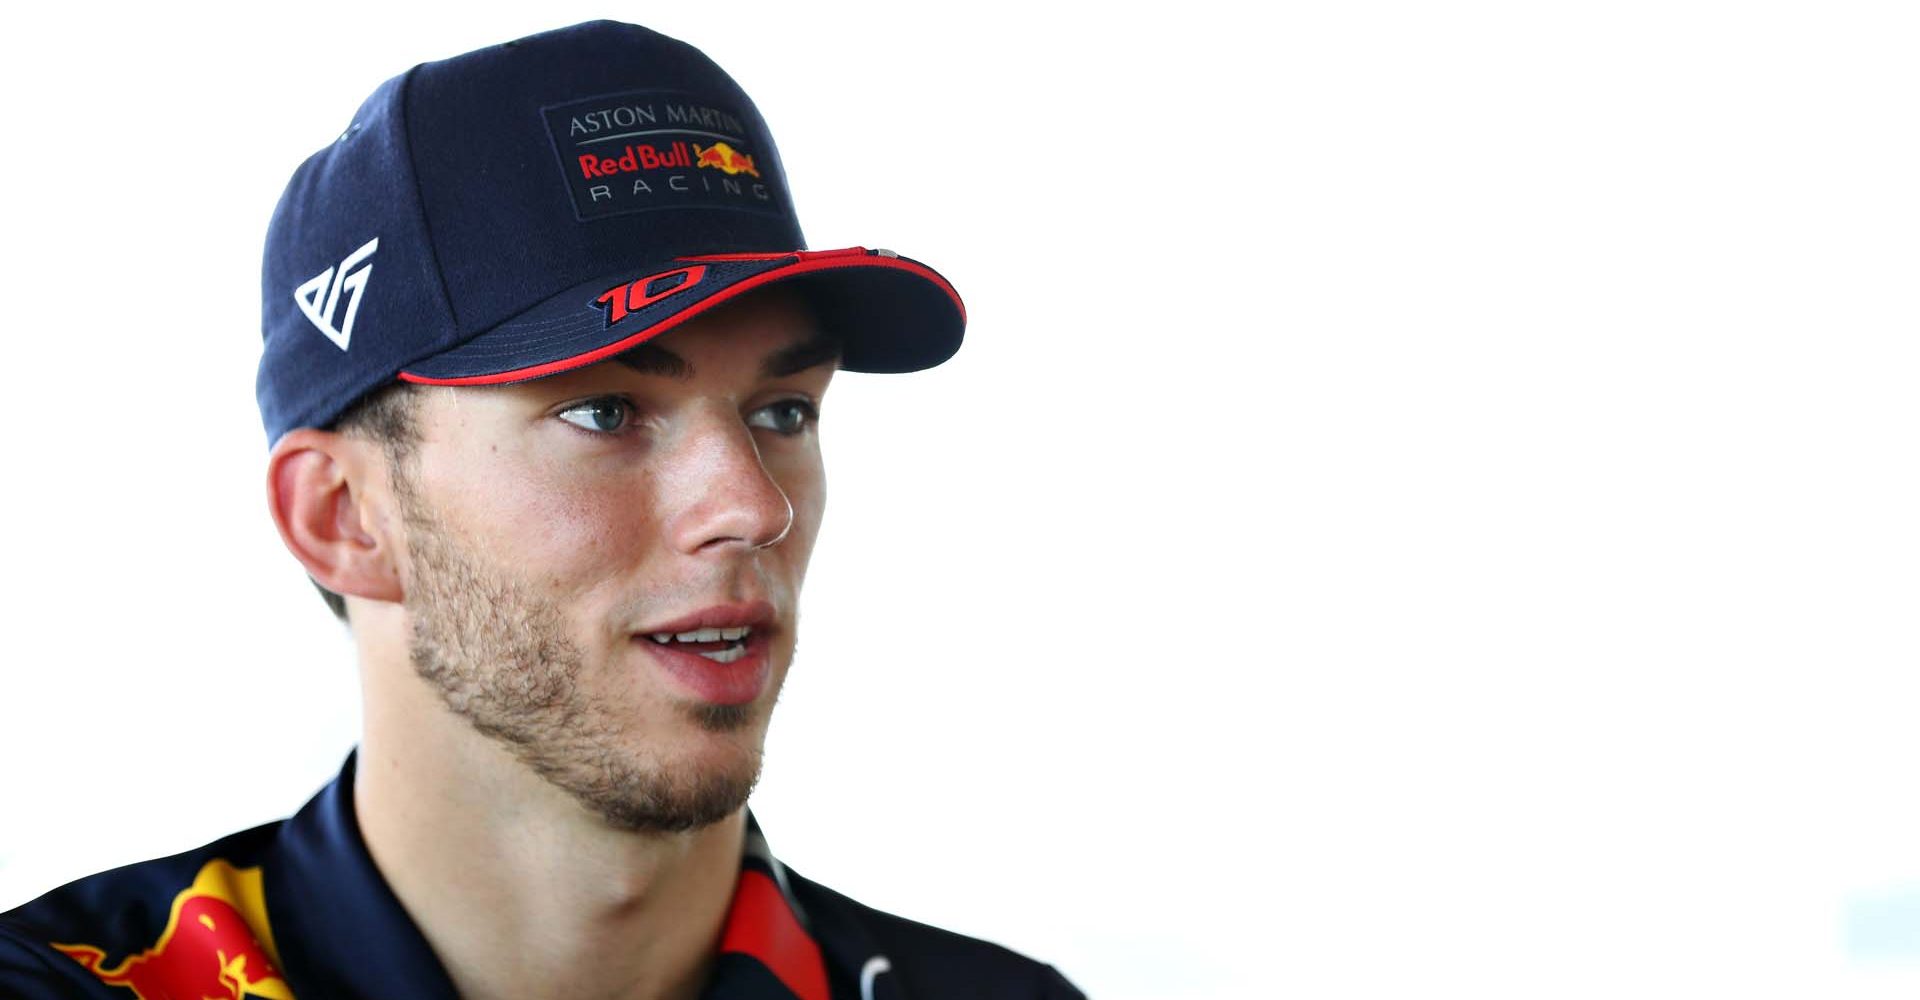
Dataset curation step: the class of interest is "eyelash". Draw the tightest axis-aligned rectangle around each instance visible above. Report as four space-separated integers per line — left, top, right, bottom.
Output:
555 396 636 435
553 396 820 437
752 399 820 436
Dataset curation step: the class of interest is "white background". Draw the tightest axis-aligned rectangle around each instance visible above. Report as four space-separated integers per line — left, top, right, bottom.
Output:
2 2 1917 997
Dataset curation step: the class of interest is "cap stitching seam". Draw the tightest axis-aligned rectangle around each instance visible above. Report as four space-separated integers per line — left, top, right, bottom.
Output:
396 62 462 356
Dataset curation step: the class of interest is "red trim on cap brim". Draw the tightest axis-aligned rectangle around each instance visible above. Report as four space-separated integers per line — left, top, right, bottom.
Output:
397 250 963 387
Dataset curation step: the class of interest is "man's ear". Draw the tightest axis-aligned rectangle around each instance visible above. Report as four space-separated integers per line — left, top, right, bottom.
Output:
267 428 405 605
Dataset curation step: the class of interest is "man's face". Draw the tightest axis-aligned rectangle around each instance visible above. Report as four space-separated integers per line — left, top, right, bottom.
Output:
391 289 834 833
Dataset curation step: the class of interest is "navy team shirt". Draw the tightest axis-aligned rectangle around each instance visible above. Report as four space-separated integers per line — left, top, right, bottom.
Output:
0 754 1083 999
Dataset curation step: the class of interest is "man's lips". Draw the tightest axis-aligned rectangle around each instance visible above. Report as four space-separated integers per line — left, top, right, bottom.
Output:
636 600 775 637
634 626 773 706
631 600 778 705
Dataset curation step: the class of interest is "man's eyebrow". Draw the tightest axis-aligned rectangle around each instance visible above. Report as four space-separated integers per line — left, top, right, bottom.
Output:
613 343 693 380
762 333 842 378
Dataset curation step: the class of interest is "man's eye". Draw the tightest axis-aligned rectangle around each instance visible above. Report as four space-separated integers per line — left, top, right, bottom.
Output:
556 397 633 434
748 399 818 436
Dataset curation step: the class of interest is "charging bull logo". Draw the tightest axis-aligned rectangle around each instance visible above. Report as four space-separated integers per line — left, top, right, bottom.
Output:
53 859 296 1000
694 141 760 177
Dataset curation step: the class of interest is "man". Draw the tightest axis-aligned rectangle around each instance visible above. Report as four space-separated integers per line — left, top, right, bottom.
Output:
0 20 1082 1000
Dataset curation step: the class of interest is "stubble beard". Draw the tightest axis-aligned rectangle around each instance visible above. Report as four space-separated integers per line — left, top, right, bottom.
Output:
396 472 765 834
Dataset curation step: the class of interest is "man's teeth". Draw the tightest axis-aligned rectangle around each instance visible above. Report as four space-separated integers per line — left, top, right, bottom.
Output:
646 626 752 662
648 625 752 643
699 644 748 664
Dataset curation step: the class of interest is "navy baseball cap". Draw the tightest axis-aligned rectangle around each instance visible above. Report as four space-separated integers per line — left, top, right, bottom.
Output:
258 20 965 445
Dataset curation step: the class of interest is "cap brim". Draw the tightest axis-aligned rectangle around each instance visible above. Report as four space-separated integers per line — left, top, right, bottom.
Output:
397 247 963 385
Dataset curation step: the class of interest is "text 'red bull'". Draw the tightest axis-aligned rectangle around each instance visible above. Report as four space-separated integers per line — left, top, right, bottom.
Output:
53 860 295 1000
578 142 695 178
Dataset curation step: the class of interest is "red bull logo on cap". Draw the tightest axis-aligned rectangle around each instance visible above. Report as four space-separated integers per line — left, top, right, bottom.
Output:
545 91 784 220
693 141 760 178
576 141 697 179
53 859 296 1000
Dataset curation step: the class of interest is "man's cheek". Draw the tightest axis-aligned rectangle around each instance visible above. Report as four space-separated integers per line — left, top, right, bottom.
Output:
494 466 643 548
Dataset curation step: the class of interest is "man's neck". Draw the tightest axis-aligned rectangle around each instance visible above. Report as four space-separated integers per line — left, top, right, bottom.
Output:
355 675 744 1000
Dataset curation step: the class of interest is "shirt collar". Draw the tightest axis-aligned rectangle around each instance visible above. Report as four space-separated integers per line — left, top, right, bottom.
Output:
263 751 840 1000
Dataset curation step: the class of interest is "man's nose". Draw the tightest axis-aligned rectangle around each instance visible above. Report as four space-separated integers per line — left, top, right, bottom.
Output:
663 413 794 554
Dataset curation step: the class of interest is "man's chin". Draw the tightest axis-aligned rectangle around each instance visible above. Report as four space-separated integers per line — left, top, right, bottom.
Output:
684 699 759 734
565 752 763 835
558 715 768 834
